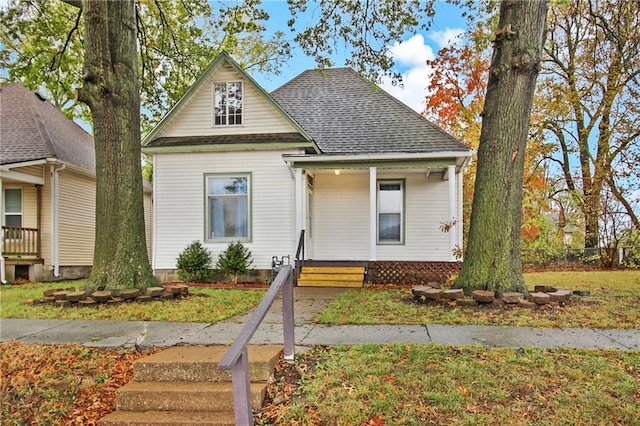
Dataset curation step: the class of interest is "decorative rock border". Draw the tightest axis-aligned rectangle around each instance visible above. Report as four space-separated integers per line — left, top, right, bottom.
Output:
28 284 189 306
412 285 579 308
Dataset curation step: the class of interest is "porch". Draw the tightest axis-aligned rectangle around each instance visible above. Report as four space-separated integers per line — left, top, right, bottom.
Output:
2 225 43 282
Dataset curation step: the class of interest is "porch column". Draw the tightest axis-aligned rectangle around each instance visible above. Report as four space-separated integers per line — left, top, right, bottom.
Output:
448 165 457 261
458 168 464 259
0 177 6 283
369 167 377 261
294 168 305 252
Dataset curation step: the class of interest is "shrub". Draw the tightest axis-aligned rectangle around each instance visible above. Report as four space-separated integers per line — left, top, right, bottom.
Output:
176 241 213 283
216 241 253 284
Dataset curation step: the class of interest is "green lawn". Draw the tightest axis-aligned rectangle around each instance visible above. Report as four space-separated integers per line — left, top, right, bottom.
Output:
0 281 264 323
316 271 640 329
263 344 640 425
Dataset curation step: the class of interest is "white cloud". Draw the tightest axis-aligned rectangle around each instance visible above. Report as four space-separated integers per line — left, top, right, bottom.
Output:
380 34 436 113
388 34 435 68
428 27 464 49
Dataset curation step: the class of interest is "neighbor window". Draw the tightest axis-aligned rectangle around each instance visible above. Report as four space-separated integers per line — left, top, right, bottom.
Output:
377 181 404 244
4 188 22 239
213 81 243 126
206 175 250 241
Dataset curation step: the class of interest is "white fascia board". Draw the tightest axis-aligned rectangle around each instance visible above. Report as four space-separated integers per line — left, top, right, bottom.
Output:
283 150 473 164
0 159 48 170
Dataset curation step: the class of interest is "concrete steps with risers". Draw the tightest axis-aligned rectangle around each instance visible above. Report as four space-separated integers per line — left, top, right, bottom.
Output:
99 345 282 426
297 266 365 288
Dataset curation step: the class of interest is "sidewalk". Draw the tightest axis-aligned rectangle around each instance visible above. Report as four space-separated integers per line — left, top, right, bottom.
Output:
1 287 638 351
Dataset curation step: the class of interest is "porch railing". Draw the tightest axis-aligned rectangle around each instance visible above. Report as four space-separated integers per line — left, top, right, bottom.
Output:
2 226 39 256
219 264 295 426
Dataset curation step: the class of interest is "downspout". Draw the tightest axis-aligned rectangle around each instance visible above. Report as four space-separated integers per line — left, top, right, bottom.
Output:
50 163 66 278
0 177 6 284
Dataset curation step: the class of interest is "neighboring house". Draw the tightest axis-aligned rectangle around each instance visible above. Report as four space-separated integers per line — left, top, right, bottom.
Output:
0 83 152 283
143 52 473 283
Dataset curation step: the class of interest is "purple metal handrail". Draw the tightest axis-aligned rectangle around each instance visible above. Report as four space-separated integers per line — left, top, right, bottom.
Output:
294 229 305 282
219 264 295 425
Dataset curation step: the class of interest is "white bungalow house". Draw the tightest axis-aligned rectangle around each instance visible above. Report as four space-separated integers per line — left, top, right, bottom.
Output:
143 52 472 285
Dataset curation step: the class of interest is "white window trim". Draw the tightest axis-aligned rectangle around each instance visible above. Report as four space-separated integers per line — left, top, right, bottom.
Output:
212 81 244 127
376 180 405 245
204 173 252 243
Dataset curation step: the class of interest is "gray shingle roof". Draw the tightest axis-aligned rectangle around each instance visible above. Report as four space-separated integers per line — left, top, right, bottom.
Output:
0 83 95 171
271 68 469 155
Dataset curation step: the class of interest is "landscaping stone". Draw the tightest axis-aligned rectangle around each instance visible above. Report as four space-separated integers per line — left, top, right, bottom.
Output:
529 292 551 304
53 290 71 301
42 296 56 304
548 289 571 303
121 289 142 300
472 290 495 303
146 287 165 297
534 285 557 293
164 285 183 295
136 295 153 303
442 288 464 300
518 299 537 309
456 297 478 307
427 281 442 289
502 292 523 304
107 297 123 305
573 290 591 297
43 288 65 297
411 285 432 298
79 299 97 306
92 291 113 303
66 291 86 303
424 288 444 300
55 299 71 307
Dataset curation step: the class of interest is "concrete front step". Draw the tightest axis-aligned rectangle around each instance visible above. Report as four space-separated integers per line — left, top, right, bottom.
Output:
99 410 236 426
133 345 281 383
116 381 267 412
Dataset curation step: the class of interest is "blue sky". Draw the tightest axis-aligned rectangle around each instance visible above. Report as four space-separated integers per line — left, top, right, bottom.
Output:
250 0 467 113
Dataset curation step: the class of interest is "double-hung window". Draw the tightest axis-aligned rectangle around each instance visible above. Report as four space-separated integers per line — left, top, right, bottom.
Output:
4 188 23 239
213 81 243 126
206 175 250 241
377 181 404 244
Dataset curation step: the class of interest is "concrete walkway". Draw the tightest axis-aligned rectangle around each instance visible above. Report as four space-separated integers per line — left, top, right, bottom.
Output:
1 287 638 351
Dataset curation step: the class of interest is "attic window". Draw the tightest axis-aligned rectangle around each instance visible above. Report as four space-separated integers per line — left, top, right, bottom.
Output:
213 81 243 126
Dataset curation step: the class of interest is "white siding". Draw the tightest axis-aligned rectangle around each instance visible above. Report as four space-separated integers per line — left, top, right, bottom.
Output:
159 63 297 138
312 173 371 260
153 150 296 270
312 171 454 261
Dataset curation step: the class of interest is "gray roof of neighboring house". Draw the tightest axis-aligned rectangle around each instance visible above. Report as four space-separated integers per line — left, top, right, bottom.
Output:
271 68 469 155
0 83 95 171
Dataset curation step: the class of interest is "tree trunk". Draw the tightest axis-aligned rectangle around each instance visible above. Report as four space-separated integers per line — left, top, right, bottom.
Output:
456 0 549 296
78 0 156 290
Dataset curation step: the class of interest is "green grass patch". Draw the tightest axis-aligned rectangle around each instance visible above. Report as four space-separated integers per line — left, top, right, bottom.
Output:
0 281 264 322
276 344 640 425
317 271 640 328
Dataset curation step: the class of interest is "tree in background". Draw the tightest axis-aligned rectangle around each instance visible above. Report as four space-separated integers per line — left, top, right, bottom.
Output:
539 0 640 249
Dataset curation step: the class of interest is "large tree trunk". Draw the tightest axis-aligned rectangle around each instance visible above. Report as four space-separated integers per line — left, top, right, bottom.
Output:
78 0 156 290
456 0 549 296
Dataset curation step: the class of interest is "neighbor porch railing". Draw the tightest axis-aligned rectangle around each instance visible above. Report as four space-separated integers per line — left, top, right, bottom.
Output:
219 264 295 426
2 226 40 256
